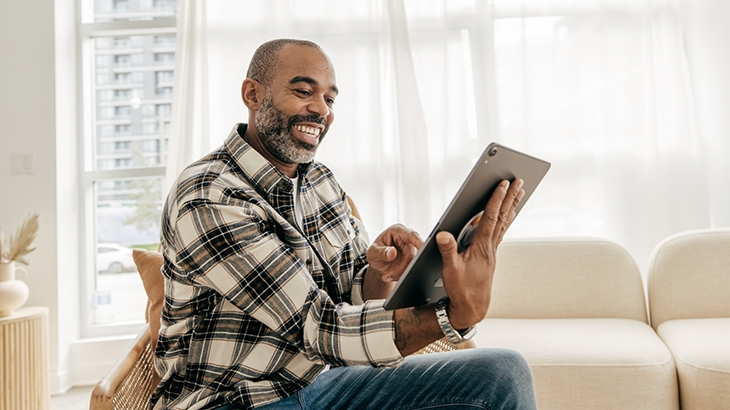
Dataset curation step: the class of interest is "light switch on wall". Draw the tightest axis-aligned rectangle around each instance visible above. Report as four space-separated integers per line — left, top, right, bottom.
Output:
11 153 33 175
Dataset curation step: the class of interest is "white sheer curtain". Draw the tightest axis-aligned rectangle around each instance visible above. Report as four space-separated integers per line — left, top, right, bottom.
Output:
167 0 723 272
164 0 210 195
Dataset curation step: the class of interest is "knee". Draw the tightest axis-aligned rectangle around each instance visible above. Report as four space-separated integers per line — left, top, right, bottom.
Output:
472 348 531 379
464 348 537 409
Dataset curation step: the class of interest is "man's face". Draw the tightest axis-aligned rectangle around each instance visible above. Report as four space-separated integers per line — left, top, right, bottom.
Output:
254 45 338 165
255 90 327 164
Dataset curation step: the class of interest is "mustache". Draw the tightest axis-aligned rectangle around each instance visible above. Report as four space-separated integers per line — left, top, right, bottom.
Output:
287 114 327 128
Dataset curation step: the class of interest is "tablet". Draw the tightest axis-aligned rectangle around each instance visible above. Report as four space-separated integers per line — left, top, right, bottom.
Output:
383 143 550 310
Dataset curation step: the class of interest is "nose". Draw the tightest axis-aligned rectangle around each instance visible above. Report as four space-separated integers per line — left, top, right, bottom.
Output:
307 95 331 118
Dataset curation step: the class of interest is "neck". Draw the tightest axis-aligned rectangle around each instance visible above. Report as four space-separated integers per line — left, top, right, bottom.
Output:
243 126 299 178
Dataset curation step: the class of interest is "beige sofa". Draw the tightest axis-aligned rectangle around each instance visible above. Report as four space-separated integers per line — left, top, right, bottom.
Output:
474 237 679 410
96 230 729 410
647 228 730 410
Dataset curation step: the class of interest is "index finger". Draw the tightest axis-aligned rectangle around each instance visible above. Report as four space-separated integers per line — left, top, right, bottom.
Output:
469 179 511 244
387 224 424 250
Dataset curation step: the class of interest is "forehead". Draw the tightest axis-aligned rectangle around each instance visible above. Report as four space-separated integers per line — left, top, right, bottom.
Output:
272 44 337 91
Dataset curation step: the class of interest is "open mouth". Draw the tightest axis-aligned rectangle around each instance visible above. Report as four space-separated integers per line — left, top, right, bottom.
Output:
294 124 321 138
292 123 324 146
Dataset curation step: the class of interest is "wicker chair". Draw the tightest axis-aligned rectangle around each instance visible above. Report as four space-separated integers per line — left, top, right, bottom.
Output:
90 323 157 410
89 197 473 409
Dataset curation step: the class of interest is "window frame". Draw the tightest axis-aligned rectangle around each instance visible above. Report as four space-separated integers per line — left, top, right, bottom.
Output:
78 6 176 338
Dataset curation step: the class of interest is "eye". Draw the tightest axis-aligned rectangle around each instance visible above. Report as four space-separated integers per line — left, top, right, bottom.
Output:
325 97 336 107
295 89 311 97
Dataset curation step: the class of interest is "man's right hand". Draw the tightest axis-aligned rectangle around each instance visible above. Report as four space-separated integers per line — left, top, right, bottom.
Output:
435 179 525 330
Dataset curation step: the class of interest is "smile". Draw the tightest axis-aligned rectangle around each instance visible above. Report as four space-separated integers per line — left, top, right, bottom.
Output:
294 124 321 137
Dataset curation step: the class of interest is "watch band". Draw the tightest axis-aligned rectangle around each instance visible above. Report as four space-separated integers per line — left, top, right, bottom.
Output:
434 298 476 343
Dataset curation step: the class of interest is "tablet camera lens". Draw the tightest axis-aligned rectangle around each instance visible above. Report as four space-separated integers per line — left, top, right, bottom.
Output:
488 147 498 157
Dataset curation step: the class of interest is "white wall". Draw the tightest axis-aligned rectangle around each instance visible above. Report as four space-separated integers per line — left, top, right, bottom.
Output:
0 0 82 394
0 0 728 394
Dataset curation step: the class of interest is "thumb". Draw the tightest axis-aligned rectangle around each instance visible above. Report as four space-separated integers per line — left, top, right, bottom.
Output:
436 231 458 268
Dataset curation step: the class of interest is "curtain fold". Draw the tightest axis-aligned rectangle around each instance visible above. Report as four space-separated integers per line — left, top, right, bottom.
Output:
166 0 720 271
385 0 432 233
164 0 209 196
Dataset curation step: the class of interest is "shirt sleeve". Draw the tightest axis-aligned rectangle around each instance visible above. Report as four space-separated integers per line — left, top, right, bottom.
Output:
350 265 368 306
347 204 371 305
170 199 403 368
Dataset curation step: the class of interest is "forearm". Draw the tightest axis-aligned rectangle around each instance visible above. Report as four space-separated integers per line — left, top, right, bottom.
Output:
393 306 444 356
361 266 443 355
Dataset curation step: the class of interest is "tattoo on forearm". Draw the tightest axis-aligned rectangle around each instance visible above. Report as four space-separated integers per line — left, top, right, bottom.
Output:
394 307 424 351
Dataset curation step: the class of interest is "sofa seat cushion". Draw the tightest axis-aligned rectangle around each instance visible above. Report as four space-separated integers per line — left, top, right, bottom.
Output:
474 318 678 410
657 318 730 410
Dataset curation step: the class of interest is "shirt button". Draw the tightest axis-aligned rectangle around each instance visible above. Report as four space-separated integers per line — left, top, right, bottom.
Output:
306 259 312 266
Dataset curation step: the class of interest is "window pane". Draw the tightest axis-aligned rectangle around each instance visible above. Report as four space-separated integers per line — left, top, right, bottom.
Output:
94 177 163 324
93 0 177 22
92 33 175 170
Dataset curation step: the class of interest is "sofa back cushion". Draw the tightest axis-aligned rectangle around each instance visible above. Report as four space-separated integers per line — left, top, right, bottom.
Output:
487 238 648 322
647 228 730 330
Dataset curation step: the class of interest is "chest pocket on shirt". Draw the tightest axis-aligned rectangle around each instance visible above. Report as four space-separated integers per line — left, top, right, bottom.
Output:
322 222 354 248
321 220 357 265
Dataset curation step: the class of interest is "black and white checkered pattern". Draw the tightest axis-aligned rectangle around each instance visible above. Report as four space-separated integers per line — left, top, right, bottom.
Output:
151 124 402 410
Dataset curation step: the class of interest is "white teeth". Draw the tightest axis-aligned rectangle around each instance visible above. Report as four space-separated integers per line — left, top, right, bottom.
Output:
295 124 321 137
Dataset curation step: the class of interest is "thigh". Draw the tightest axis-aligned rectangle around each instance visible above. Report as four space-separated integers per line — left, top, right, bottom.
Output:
296 348 537 410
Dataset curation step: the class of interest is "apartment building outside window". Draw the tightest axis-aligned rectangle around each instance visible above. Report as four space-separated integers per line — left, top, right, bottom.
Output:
80 0 177 337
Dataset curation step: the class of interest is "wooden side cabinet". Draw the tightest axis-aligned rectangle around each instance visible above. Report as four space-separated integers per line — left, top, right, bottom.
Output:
0 306 50 410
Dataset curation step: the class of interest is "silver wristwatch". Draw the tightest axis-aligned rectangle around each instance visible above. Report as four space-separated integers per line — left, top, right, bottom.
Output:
435 298 477 343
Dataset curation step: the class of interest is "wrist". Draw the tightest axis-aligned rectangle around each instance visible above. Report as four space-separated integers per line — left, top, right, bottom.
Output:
435 298 476 343
444 299 474 330
362 265 394 300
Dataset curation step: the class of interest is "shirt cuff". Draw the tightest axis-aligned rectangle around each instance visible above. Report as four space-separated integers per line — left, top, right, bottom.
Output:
350 299 403 367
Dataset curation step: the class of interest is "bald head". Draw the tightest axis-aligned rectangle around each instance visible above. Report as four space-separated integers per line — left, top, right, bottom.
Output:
246 39 325 86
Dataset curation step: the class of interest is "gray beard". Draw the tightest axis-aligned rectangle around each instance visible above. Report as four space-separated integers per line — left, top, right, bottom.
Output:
255 93 319 164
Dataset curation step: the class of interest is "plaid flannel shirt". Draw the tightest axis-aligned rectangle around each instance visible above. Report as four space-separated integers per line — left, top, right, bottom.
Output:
151 124 403 410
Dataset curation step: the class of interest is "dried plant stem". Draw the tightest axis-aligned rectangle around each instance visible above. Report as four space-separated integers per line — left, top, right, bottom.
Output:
5 213 40 264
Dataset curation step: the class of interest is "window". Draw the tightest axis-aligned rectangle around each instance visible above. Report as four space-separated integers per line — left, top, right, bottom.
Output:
157 86 173 97
156 103 171 117
155 52 175 63
96 54 112 67
97 89 114 101
156 70 174 84
140 104 155 117
142 122 157 135
80 0 177 337
114 72 131 83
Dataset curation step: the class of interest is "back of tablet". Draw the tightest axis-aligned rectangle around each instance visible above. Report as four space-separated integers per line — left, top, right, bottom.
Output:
383 143 550 310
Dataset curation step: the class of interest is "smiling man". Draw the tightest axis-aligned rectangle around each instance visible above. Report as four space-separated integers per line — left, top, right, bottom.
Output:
153 39 537 410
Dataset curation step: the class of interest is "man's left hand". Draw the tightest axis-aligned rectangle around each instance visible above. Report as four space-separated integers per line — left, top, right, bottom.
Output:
368 224 423 282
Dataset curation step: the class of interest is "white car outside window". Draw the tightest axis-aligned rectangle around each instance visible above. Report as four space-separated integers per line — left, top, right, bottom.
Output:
96 243 136 274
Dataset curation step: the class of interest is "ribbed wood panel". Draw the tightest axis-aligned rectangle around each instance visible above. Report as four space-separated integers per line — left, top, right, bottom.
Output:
0 307 50 410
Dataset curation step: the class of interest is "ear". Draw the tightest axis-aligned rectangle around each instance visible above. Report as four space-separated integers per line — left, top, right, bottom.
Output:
241 78 263 110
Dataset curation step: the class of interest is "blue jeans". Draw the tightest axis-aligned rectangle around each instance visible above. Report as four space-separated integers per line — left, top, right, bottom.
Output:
218 348 537 410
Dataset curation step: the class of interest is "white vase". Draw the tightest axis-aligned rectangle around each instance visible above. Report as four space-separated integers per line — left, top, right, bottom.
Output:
0 261 29 317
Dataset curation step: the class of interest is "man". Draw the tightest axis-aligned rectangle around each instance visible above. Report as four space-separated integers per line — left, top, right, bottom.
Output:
153 38 537 410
